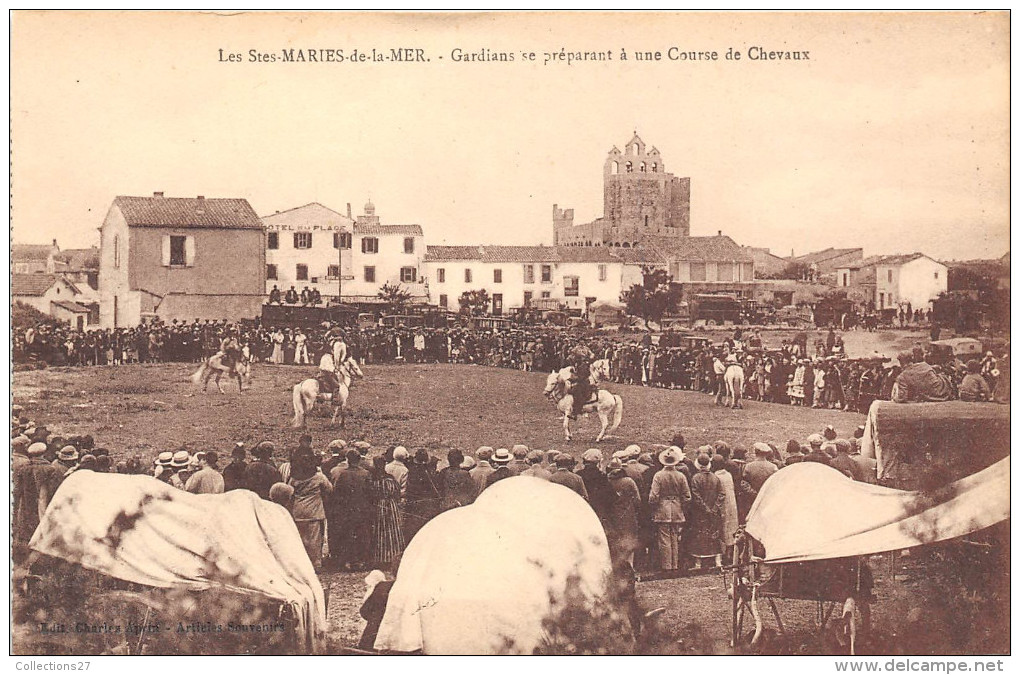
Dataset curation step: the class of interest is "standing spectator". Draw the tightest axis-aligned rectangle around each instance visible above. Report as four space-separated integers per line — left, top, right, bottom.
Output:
711 455 738 560
403 449 440 542
469 446 495 492
288 448 333 572
743 443 779 492
221 444 248 492
578 448 614 522
508 445 530 476
369 456 405 569
271 328 285 364
520 449 552 480
334 450 373 571
484 448 515 490
13 442 63 558
185 451 225 494
605 457 641 568
385 446 409 501
648 447 691 573
687 454 724 570
245 442 283 500
439 449 478 510
548 453 589 499
294 329 309 365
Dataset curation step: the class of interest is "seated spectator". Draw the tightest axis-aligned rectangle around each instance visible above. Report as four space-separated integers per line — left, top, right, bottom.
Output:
958 360 992 402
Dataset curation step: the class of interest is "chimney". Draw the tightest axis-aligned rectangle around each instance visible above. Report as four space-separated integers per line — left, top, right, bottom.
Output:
197 195 205 201
52 238 57 247
717 230 722 237
196 195 205 215
153 191 164 198
347 202 352 219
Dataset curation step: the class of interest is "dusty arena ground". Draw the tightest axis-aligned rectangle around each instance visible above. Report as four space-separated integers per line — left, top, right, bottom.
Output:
12 339 1008 654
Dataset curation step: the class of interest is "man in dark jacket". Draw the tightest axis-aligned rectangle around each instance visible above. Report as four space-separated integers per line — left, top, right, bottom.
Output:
577 449 615 522
244 442 283 500
221 443 248 492
334 449 373 570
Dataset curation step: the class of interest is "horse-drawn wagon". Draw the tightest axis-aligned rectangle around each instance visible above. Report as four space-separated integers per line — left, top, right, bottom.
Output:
729 455 1009 654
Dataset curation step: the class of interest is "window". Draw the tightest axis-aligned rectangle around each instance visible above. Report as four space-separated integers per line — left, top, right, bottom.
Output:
524 291 533 306
296 264 308 281
294 232 312 249
439 294 448 308
934 271 939 279
327 265 340 279
541 291 551 299
841 272 849 287
742 263 754 281
400 266 417 283
879 292 885 309
492 293 503 316
364 266 376 283
465 269 472 283
625 161 633 173
598 264 607 281
169 236 187 266
362 237 379 254
564 276 579 297
644 215 649 228
717 262 734 282
437 268 446 283
268 232 279 249
334 232 352 249
887 269 893 283
113 235 120 268
690 262 707 282
523 264 535 284
640 162 646 172
493 268 502 283
541 264 552 283
266 264 278 280
403 237 415 254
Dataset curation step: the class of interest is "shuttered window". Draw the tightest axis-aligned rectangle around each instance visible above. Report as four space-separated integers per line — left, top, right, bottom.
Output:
162 235 195 267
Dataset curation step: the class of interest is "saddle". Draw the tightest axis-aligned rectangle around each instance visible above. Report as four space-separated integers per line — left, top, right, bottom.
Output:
316 371 339 395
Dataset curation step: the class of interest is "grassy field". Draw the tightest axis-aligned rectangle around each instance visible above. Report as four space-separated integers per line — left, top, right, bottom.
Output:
12 360 1007 655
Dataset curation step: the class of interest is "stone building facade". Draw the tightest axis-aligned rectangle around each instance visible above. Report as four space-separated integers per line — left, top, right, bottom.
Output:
553 133 691 248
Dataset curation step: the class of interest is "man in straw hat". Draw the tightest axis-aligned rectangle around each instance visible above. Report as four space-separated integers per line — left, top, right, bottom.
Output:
13 442 64 554
648 446 691 573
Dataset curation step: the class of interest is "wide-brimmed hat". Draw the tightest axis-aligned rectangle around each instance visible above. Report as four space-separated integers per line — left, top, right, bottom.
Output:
58 446 79 462
171 450 192 468
492 448 513 464
581 448 603 463
155 451 174 466
658 447 681 466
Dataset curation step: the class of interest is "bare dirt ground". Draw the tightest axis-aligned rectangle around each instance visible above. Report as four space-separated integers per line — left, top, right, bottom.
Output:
12 350 1007 655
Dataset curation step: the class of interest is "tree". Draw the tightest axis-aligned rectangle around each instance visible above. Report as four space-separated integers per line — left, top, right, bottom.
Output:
458 289 491 316
377 282 412 313
619 266 682 326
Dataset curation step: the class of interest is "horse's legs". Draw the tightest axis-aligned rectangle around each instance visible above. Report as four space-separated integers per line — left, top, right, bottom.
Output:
562 412 572 441
215 371 226 395
595 410 610 442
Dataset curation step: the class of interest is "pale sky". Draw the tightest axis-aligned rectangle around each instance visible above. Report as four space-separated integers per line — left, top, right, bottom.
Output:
11 11 1010 260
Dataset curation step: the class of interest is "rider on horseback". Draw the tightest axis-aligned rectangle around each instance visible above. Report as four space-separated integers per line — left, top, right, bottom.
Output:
318 350 341 395
568 342 596 419
219 328 242 370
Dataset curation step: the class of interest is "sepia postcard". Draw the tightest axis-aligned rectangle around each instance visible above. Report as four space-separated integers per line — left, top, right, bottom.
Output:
8 10 1011 664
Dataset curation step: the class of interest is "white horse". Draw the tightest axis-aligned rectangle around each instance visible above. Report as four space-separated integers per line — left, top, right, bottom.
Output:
291 356 364 428
723 361 745 409
190 353 250 394
590 358 612 384
543 369 623 442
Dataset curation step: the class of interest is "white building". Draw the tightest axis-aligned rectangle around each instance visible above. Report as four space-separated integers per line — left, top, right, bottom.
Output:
422 234 755 314
263 201 426 304
837 252 948 310
12 273 94 329
423 245 655 314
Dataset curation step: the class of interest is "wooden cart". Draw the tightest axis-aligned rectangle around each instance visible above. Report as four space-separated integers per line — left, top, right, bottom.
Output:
729 529 872 655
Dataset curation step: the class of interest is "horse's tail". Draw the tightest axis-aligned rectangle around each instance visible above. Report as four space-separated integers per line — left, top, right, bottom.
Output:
190 362 207 385
610 394 624 431
291 383 305 428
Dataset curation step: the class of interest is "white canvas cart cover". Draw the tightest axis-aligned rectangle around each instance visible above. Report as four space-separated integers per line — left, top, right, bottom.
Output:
29 470 327 652
374 476 612 654
744 459 1009 564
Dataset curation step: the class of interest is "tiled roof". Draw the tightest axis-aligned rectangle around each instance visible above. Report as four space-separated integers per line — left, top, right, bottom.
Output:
114 196 262 230
847 253 931 269
55 247 100 270
12 244 55 261
650 235 754 262
12 274 61 296
51 300 91 313
788 247 864 265
354 223 423 236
